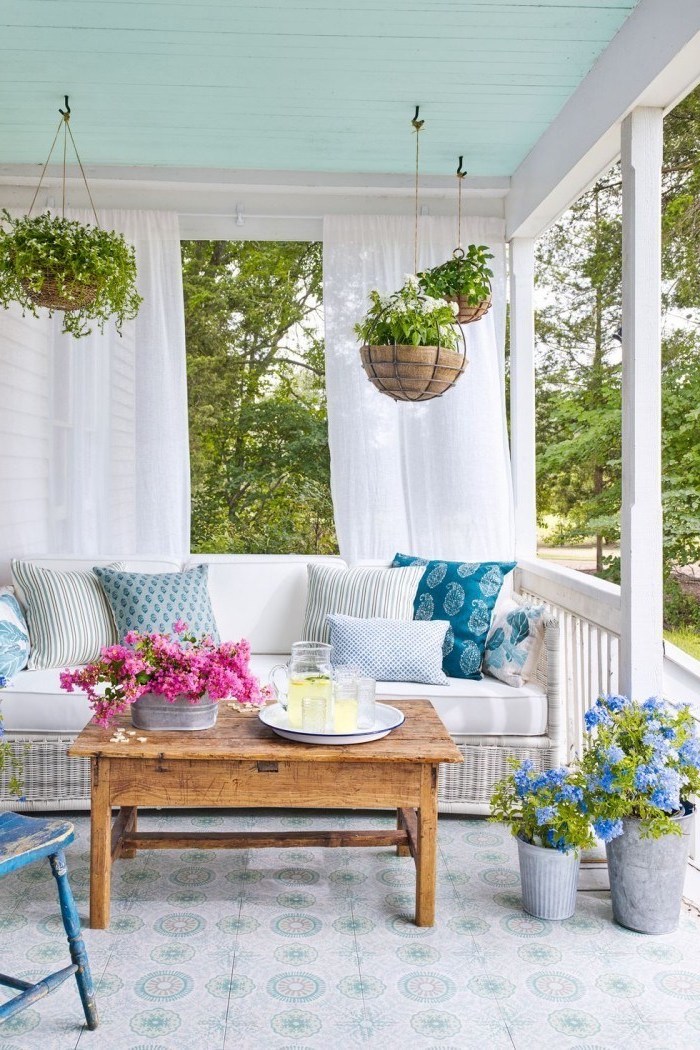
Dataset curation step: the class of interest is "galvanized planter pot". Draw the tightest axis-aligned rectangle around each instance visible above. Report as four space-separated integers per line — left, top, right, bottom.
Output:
606 803 694 935
130 692 219 732
516 835 581 920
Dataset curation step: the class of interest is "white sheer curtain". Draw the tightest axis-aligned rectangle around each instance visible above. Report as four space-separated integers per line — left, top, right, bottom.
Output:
323 214 514 565
0 209 189 560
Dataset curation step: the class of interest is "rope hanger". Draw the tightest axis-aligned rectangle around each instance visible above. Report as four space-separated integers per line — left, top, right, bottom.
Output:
454 154 467 258
412 105 424 274
28 96 100 227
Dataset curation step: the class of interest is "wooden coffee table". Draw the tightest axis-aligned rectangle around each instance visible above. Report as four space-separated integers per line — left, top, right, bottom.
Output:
69 699 462 930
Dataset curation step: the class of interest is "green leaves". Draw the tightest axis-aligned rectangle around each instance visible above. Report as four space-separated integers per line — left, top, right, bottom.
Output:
417 244 493 302
354 275 460 350
183 240 336 556
0 210 142 338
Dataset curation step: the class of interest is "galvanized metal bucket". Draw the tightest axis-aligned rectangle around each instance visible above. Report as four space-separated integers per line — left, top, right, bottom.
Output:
605 803 694 935
516 835 581 920
130 692 219 732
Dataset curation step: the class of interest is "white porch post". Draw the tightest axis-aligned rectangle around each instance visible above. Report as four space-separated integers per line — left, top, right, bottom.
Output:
509 237 538 559
620 107 664 698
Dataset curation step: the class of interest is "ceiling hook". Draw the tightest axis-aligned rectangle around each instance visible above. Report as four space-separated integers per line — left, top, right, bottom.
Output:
59 95 71 122
456 155 467 179
412 105 424 132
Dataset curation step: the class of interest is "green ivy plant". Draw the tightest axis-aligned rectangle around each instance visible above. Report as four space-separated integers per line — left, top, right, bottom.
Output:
354 274 460 351
0 210 142 338
490 758 595 853
418 243 494 304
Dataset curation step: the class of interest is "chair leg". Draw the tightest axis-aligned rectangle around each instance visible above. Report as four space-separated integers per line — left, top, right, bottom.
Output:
49 851 98 1031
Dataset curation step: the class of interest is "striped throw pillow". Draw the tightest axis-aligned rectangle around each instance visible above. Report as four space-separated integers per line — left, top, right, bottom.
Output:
11 560 124 670
303 564 424 644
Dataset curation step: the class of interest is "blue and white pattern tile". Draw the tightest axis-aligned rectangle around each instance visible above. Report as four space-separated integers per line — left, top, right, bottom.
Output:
0 811 698 1049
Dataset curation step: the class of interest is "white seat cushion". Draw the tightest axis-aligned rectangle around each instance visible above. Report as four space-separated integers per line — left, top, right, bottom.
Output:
249 655 547 737
1 652 547 738
1 668 93 733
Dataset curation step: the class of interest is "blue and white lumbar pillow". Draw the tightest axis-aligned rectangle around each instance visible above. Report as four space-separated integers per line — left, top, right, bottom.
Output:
327 614 449 685
483 598 547 688
391 554 516 680
94 564 220 642
11 560 124 670
304 564 424 644
0 593 30 682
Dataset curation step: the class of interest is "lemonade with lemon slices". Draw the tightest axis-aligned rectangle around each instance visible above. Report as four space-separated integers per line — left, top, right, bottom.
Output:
287 674 332 729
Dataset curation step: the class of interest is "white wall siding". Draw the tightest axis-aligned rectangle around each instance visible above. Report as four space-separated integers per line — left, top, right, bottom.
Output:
0 307 51 557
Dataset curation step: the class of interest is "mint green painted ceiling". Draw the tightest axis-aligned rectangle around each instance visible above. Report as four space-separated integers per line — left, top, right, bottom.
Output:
0 0 639 177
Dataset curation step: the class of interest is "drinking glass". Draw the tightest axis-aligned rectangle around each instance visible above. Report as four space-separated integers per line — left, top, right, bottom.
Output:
356 677 377 730
333 674 358 733
302 695 327 733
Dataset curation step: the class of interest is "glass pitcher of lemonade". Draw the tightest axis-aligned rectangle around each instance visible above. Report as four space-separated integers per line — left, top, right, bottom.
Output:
269 642 333 730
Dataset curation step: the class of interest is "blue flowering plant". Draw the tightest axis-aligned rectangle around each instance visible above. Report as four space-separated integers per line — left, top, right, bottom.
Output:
489 759 595 853
581 694 700 841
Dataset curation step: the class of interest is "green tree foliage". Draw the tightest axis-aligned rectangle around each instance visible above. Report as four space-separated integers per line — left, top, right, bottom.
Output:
182 240 337 555
534 86 700 624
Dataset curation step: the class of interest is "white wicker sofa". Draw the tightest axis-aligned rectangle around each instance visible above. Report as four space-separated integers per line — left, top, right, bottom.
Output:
0 554 562 815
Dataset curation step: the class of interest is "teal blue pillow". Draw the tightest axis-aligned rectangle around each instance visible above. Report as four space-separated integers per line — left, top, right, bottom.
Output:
94 565 219 643
0 593 30 681
391 554 515 680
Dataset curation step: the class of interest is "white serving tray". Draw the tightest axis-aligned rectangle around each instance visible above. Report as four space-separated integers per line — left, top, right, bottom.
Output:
258 702 405 745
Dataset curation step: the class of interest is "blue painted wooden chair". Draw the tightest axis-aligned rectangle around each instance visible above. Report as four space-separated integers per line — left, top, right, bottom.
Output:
0 813 97 1030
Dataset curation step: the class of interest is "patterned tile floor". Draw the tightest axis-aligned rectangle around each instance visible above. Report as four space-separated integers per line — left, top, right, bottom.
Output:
0 810 699 1050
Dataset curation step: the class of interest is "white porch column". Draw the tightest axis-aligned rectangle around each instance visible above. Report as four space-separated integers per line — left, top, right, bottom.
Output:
620 107 664 697
509 237 538 559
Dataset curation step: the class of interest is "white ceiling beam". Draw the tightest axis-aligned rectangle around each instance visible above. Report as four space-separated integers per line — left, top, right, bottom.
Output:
505 0 700 240
0 165 509 239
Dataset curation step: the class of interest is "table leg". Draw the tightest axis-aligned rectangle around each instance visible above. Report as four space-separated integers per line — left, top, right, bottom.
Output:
121 807 137 859
396 809 411 857
415 765 438 927
90 757 111 930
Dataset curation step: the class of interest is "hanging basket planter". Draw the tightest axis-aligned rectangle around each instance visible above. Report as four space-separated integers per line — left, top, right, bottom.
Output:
355 276 467 403
0 98 142 339
418 245 494 327
449 292 492 325
20 272 98 312
360 342 466 402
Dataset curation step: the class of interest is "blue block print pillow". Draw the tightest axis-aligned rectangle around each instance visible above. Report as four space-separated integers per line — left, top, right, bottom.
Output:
0 593 30 682
94 565 219 643
391 554 515 680
483 599 547 688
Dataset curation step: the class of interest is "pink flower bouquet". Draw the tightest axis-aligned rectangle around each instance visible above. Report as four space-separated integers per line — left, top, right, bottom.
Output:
60 621 270 727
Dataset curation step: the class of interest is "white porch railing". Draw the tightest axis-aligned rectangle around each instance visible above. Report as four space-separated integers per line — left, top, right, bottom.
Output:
515 557 700 881
515 558 621 762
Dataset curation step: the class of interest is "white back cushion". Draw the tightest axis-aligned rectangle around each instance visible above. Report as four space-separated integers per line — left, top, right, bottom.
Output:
2 556 183 602
185 555 346 654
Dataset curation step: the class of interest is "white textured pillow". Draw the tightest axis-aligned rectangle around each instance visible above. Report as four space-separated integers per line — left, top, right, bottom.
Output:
482 598 547 688
328 614 449 685
304 564 424 644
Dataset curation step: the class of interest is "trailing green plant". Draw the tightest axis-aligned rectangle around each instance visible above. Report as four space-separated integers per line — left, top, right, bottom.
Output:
490 758 595 853
0 210 142 338
581 694 700 840
0 678 24 798
354 274 460 350
418 243 493 303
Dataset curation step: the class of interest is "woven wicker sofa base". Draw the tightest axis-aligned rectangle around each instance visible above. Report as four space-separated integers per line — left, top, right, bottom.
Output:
0 731 558 816
438 735 558 815
0 735 91 812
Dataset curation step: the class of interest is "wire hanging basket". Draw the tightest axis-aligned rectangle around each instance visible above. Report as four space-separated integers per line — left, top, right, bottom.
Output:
446 246 492 325
359 288 468 403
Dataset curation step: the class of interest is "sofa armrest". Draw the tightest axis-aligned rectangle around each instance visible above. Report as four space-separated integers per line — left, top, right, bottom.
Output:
513 592 564 761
